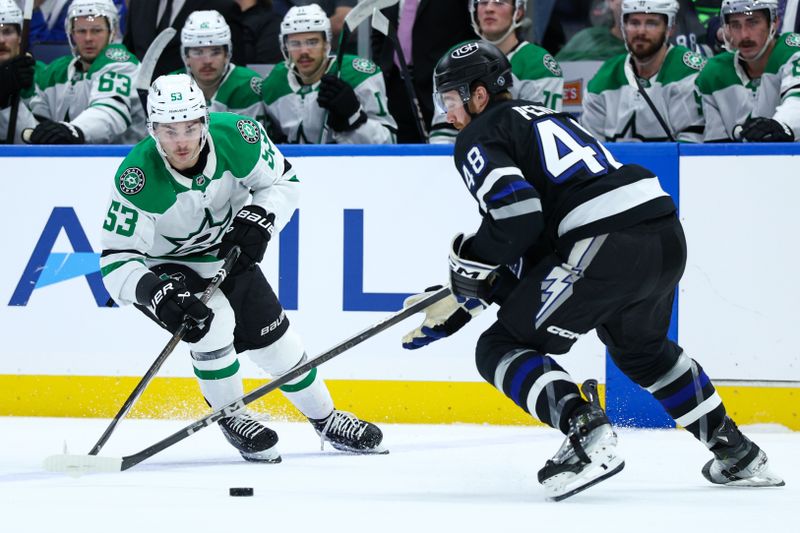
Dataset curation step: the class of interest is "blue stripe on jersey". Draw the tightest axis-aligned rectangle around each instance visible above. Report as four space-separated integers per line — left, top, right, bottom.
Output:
510 356 546 405
488 180 534 202
658 372 710 410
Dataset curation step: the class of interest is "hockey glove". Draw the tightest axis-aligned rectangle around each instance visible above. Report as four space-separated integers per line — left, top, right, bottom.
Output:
0 54 35 108
317 74 367 132
401 285 486 350
218 205 275 275
26 120 85 144
739 117 794 142
149 276 214 343
449 233 500 301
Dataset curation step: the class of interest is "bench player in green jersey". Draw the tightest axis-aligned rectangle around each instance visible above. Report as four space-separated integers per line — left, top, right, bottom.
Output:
179 10 266 126
23 0 145 144
0 0 45 143
100 74 385 463
695 0 800 142
430 0 565 144
261 3 396 144
582 0 706 142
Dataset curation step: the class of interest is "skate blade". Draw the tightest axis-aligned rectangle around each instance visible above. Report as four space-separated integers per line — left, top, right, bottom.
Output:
718 472 785 487
330 442 389 455
544 456 625 502
240 448 282 463
43 454 123 476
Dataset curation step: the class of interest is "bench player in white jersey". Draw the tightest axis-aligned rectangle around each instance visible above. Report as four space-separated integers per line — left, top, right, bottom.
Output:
22 0 145 144
402 40 783 501
695 0 800 142
581 0 706 142
430 0 564 144
261 3 396 144
100 74 385 463
180 10 266 125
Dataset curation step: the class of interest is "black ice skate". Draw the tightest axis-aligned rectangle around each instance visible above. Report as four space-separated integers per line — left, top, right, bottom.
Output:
311 410 387 454
537 380 625 501
702 417 784 487
219 411 281 463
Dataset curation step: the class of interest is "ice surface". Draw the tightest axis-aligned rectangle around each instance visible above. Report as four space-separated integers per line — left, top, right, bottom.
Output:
1 417 796 532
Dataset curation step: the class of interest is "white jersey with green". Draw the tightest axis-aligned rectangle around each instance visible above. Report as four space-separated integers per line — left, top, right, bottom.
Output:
581 45 706 142
0 60 46 143
29 43 145 144
430 41 565 144
100 112 298 306
184 63 267 125
261 55 396 144
695 33 800 142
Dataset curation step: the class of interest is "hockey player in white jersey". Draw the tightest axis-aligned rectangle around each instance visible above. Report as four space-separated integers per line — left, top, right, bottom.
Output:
696 0 800 142
261 3 396 144
581 0 706 142
430 0 564 144
100 74 385 463
180 10 266 125
20 0 145 144
0 0 43 143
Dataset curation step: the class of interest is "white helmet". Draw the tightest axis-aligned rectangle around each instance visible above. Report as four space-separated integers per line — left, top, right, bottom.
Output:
147 74 210 156
279 3 331 62
65 0 120 53
720 0 779 60
181 10 232 61
0 0 23 28
468 0 527 46
621 0 679 29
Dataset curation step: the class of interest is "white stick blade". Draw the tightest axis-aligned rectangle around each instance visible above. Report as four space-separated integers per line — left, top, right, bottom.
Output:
345 0 398 31
43 454 123 476
371 8 389 35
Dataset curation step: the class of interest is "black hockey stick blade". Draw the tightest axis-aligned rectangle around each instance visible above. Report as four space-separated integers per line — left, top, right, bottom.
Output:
85 246 241 456
43 286 451 474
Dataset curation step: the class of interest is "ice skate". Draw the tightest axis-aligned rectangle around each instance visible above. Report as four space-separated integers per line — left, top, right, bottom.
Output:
311 410 387 454
219 411 281 463
702 417 784 487
538 380 625 501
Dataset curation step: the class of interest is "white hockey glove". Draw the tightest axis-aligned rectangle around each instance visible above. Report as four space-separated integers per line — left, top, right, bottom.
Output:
449 233 500 300
401 285 487 350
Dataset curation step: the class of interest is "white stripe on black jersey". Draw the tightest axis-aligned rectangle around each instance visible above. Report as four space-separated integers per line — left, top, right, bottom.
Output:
452 100 676 266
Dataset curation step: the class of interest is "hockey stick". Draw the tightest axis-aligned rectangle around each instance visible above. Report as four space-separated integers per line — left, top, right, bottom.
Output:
370 8 428 142
318 0 399 143
134 27 177 116
4 0 32 144
86 245 241 456
44 285 451 475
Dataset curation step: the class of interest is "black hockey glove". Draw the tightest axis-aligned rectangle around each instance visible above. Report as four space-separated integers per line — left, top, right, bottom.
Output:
317 74 367 132
27 120 86 144
0 54 35 108
449 232 500 301
149 276 214 343
401 285 486 350
218 205 275 275
739 117 794 142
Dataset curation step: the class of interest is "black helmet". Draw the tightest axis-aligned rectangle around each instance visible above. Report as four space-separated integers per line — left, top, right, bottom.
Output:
433 40 512 114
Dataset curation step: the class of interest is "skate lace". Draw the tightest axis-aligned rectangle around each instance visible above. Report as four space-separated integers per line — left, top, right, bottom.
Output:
318 410 368 450
226 413 267 439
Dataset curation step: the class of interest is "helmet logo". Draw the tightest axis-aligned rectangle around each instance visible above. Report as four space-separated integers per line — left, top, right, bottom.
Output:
451 42 480 59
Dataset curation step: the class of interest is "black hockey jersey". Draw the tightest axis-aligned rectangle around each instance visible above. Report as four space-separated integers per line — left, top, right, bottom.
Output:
453 100 676 266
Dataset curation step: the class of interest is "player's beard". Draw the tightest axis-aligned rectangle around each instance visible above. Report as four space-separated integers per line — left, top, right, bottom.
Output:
630 35 665 63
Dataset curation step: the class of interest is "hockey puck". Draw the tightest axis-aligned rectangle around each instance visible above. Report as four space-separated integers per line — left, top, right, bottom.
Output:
229 487 254 497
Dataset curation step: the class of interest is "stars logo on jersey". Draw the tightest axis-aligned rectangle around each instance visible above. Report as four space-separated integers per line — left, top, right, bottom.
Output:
250 76 263 96
543 54 562 76
164 207 233 255
105 47 131 62
682 51 706 71
786 33 800 48
351 57 377 74
119 167 145 195
237 119 260 144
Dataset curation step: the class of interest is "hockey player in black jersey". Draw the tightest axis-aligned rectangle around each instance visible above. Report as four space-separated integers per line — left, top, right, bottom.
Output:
401 40 784 501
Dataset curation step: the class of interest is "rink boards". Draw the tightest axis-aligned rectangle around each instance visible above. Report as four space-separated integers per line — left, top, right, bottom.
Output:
0 143 797 429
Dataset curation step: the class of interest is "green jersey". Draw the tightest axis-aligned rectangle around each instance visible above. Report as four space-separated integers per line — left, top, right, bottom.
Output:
261 55 396 144
183 63 266 125
695 33 800 142
100 112 297 306
29 43 145 144
0 60 46 144
582 45 706 142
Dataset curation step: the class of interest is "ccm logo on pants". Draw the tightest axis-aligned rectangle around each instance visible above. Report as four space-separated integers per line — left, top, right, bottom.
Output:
546 325 581 340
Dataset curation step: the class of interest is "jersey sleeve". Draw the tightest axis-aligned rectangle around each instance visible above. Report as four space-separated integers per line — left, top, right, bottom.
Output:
667 74 705 143
335 58 397 144
0 100 38 143
454 130 544 265
772 49 800 138
71 51 138 143
514 76 564 111
580 90 608 141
